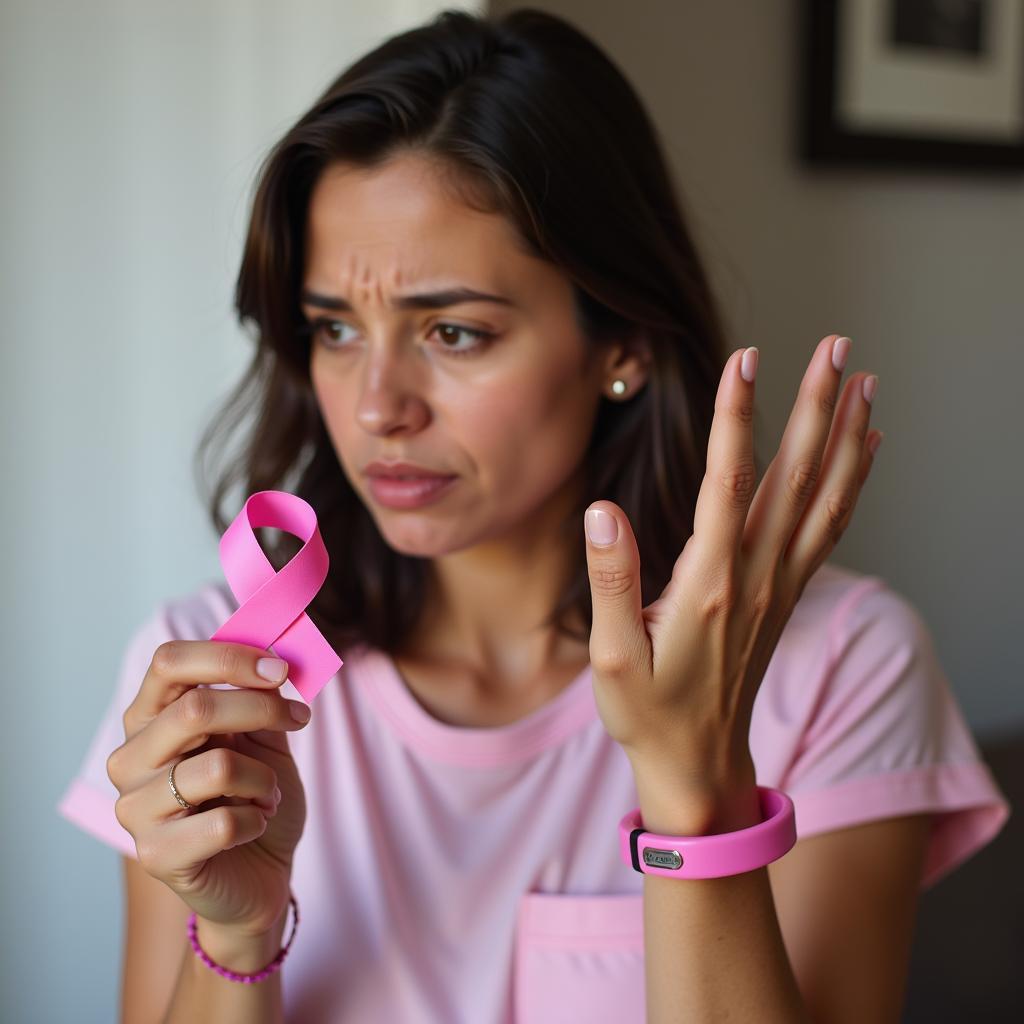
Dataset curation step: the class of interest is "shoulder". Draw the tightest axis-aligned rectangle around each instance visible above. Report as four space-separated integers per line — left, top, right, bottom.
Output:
779 559 927 673
752 561 937 773
163 578 239 637
137 578 238 641
116 579 240 680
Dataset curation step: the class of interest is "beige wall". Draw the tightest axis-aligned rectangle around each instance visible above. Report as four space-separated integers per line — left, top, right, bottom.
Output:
490 0 1024 736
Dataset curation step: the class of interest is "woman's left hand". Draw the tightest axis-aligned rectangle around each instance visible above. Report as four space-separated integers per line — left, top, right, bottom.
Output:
583 334 881 813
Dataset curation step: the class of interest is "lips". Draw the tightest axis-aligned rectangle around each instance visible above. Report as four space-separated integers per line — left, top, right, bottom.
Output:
363 460 454 480
367 473 459 510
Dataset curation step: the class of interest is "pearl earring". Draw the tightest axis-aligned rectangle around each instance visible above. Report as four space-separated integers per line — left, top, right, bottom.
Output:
611 379 627 396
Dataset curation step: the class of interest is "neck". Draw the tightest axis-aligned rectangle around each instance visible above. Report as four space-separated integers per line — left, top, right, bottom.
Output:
398 477 590 687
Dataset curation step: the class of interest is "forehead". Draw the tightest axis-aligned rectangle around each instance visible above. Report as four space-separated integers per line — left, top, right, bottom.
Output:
303 156 524 287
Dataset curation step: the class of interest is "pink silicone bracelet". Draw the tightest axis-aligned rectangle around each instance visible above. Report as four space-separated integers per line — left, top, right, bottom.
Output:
618 785 796 878
187 894 300 984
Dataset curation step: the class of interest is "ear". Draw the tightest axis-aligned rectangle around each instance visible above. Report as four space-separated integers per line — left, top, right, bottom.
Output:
600 331 652 391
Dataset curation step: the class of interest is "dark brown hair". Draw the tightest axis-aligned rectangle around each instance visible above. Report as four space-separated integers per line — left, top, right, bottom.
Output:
194 6 754 658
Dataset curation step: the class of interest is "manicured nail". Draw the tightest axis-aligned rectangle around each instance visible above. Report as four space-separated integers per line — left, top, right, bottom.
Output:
256 657 288 682
832 336 851 372
740 347 758 383
290 700 311 723
586 508 618 546
863 375 878 405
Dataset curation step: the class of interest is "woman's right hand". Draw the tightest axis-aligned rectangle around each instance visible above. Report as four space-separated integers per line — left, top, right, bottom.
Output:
107 640 313 939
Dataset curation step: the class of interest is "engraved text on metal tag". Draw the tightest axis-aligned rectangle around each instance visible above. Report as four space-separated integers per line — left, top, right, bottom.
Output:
642 847 683 870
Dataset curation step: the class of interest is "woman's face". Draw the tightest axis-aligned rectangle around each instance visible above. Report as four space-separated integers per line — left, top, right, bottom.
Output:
304 152 635 558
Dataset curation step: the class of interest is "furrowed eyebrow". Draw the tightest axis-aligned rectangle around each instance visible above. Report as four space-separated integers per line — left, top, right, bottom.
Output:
299 286 517 312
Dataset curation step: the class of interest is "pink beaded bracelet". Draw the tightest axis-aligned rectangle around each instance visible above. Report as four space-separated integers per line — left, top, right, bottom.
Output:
187 893 300 984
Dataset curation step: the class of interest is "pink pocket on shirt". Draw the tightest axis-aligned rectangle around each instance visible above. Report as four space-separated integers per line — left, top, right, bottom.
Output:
512 891 645 1024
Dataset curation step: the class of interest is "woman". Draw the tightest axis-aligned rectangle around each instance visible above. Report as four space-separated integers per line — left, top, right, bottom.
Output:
57 8 1010 1022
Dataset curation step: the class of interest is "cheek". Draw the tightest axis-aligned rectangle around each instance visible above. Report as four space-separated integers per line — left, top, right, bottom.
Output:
311 370 359 469
457 379 595 491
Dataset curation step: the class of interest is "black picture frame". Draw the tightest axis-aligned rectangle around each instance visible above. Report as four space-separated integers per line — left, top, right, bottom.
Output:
800 0 1024 172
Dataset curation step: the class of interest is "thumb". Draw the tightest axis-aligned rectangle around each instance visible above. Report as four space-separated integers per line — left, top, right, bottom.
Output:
584 502 649 677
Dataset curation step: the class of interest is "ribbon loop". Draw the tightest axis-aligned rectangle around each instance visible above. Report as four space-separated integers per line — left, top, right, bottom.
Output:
209 490 342 703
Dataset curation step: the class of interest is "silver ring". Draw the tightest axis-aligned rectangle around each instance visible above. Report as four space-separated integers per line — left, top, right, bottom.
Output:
168 759 193 810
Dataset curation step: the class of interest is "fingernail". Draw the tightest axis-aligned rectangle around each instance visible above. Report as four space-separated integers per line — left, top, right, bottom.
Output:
290 700 311 723
868 431 883 455
740 346 758 383
862 375 878 405
586 508 618 546
832 336 851 372
273 786 282 804
257 657 288 682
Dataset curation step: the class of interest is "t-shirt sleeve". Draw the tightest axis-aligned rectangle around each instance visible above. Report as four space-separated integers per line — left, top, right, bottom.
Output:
55 602 181 860
778 580 1011 891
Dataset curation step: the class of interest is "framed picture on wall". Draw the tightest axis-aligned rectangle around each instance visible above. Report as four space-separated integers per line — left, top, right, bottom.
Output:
800 0 1024 171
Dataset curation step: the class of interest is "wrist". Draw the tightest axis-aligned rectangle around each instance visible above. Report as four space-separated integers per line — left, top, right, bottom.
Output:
630 757 761 836
193 908 289 975
635 781 763 836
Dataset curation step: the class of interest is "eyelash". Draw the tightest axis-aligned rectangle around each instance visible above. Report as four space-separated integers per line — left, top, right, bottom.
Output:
300 317 496 358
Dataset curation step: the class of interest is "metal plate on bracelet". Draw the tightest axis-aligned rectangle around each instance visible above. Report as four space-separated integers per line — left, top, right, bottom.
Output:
642 846 683 870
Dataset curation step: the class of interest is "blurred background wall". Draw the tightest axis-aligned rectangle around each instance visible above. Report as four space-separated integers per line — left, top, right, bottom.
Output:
1 2 483 1021
483 4 1024 1017
487 0 1024 736
3 0 1020 1020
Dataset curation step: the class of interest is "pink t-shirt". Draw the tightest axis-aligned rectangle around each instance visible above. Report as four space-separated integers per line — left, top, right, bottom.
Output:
56 560 1010 1023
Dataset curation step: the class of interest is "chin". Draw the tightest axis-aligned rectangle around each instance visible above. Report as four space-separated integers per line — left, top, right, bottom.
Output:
376 520 460 558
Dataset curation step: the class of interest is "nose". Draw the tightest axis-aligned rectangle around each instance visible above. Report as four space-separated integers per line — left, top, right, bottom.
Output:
353 340 431 437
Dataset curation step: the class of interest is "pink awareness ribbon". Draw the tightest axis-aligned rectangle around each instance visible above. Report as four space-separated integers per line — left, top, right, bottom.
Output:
208 490 342 703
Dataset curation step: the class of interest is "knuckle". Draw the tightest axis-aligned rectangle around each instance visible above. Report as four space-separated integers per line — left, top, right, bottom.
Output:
750 578 776 618
134 837 160 873
587 564 634 600
721 394 754 426
178 687 214 728
591 644 634 678
809 384 837 418
206 746 235 786
106 745 124 786
786 457 820 506
214 643 242 682
208 806 238 846
716 460 757 510
698 579 737 621
823 490 855 539
150 641 181 677
851 416 869 447
113 793 132 831
259 691 282 724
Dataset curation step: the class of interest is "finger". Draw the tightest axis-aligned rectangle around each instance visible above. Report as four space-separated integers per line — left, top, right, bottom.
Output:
122 686 310 781
118 746 279 827
137 803 269 878
784 376 879 572
691 346 758 568
166 744 281 819
816 428 881 563
741 334 847 573
123 640 291 741
583 501 650 679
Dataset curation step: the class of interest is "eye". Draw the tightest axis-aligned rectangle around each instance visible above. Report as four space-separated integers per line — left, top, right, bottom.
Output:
302 317 495 358
428 323 495 356
303 318 357 349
